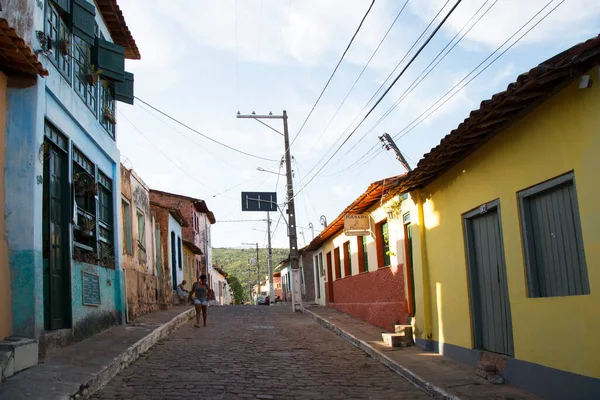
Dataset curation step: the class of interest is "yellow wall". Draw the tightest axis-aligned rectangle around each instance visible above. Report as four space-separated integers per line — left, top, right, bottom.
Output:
415 70 600 378
182 246 196 289
0 71 11 339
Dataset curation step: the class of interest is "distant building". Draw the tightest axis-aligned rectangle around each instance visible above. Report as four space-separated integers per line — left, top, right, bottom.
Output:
120 165 159 321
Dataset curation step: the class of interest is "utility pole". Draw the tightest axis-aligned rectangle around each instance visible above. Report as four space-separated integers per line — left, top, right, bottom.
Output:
242 242 260 303
379 133 412 172
266 211 274 304
237 110 302 312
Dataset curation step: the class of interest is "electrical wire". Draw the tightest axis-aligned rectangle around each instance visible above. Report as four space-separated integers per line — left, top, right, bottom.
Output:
290 0 376 147
296 0 452 186
303 0 411 158
134 96 278 162
358 0 564 171
118 110 219 195
135 101 243 171
391 0 563 143
339 0 497 163
293 0 463 198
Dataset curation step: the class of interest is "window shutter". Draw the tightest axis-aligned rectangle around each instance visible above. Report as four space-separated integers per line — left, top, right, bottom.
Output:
114 72 134 104
52 0 71 14
92 38 125 82
71 0 96 46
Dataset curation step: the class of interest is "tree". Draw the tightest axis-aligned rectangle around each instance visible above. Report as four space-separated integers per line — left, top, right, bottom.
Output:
229 276 245 304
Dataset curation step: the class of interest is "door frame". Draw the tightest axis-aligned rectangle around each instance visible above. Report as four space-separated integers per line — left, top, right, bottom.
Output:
325 251 334 303
403 214 416 317
43 138 72 330
463 199 514 356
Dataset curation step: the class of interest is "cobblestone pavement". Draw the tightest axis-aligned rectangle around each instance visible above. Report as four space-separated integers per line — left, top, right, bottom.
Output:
93 305 430 400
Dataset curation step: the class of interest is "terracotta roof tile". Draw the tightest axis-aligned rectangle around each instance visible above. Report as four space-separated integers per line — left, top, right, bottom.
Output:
0 18 48 77
96 0 140 60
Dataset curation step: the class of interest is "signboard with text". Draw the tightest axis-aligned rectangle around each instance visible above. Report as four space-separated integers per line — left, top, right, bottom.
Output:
344 214 370 236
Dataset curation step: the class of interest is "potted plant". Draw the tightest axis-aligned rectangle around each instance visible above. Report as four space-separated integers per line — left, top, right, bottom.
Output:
99 244 115 269
59 38 71 56
86 64 103 86
103 106 116 125
79 218 96 238
74 172 98 197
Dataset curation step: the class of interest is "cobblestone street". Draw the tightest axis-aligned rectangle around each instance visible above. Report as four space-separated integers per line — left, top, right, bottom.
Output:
93 306 430 399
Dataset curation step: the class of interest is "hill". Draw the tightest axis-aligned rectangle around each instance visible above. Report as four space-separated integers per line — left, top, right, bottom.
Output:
213 247 289 300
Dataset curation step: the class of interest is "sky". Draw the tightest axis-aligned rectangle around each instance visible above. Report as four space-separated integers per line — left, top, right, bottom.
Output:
116 0 600 251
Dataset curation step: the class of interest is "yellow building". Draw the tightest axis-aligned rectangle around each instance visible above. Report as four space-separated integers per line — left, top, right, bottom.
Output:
390 36 600 398
182 242 202 288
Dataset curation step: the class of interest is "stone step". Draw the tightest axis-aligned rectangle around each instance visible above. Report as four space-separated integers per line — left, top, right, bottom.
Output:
394 324 413 334
382 333 413 348
1 350 15 381
477 361 496 372
0 337 39 375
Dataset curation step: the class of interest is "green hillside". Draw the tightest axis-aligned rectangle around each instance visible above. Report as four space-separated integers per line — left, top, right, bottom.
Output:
213 247 289 300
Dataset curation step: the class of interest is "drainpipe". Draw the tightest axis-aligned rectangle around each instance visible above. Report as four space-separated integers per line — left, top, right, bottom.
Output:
417 191 433 341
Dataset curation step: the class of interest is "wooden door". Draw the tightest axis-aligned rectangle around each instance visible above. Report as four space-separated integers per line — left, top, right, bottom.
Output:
464 202 513 356
326 251 334 303
43 141 71 330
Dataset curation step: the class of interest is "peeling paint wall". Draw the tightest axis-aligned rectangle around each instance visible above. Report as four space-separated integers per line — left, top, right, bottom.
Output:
120 165 158 320
4 2 125 341
151 205 173 309
0 72 11 339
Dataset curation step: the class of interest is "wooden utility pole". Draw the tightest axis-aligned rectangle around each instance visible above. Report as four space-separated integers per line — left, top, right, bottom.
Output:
237 111 302 311
379 133 412 172
266 212 274 304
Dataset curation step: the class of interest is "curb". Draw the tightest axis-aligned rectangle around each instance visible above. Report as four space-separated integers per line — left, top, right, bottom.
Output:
302 307 460 400
73 308 195 399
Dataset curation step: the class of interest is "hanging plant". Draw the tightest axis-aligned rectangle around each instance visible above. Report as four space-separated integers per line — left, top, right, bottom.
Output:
99 244 115 269
385 196 405 220
86 64 103 86
59 38 71 56
103 107 116 125
79 218 96 238
74 172 98 197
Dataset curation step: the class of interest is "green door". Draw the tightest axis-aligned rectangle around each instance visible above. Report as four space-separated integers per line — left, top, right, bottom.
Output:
405 223 416 316
43 141 71 330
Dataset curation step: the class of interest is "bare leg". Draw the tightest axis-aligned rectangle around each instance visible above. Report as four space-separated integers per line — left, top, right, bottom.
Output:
194 304 202 327
201 305 208 326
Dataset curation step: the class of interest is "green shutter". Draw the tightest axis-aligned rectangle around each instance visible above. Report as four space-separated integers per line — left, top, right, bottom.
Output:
92 38 125 82
53 0 71 14
115 72 134 104
71 0 96 45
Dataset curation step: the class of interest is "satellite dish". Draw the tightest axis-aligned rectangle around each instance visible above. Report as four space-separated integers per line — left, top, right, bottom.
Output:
250 258 256 265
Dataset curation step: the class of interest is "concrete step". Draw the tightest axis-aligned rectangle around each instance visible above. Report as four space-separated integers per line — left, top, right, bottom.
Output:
382 332 413 348
1 350 15 381
0 337 39 375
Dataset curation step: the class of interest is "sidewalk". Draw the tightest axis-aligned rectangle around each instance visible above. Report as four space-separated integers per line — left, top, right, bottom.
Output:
302 304 537 400
0 306 194 400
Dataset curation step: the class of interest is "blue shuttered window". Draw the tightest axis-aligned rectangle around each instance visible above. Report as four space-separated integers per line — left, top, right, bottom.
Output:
519 172 589 297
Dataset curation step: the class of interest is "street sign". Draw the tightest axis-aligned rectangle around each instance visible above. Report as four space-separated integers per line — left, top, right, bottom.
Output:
344 214 370 236
241 192 278 212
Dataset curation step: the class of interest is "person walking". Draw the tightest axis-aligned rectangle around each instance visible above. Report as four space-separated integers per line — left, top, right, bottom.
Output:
188 274 213 328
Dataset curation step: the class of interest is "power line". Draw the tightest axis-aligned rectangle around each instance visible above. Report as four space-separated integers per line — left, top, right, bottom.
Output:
355 0 564 172
297 0 451 185
290 0 376 146
392 0 562 143
294 0 463 198
119 111 219 195
303 0 411 158
135 101 243 171
339 0 497 163
134 96 278 162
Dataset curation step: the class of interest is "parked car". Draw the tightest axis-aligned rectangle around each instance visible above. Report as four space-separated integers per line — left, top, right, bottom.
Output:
257 295 270 305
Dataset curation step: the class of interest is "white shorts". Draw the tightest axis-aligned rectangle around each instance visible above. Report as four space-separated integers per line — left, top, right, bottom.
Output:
194 298 208 306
